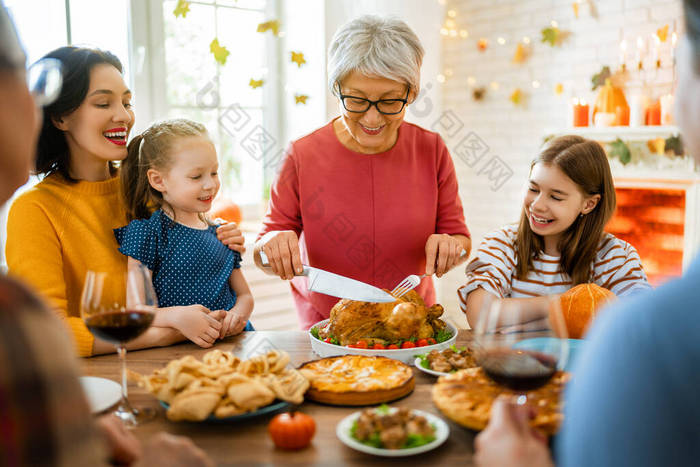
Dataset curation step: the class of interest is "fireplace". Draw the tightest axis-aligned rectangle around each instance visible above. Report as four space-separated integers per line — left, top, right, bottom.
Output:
606 186 688 286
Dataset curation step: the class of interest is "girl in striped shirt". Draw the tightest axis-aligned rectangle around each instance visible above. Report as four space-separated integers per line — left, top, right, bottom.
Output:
459 135 651 329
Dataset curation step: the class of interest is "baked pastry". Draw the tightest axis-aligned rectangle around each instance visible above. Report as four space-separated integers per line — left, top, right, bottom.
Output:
299 355 414 406
432 367 570 435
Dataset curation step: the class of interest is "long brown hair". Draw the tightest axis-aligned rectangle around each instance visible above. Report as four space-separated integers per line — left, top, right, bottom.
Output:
515 135 616 285
121 119 208 222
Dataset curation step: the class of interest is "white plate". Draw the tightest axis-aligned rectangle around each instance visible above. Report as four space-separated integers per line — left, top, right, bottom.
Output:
336 408 449 457
413 357 451 377
309 319 458 365
80 376 121 414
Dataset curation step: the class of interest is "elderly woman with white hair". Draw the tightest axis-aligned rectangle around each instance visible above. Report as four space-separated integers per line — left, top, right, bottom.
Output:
254 15 471 329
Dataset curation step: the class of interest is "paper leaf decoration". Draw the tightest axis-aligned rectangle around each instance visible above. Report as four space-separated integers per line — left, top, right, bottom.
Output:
477 38 488 52
541 27 560 46
510 88 523 105
210 39 230 65
249 78 264 89
257 20 281 36
665 134 684 156
472 87 486 101
291 51 306 67
591 65 612 90
294 94 308 105
512 43 530 64
173 0 190 18
572 2 579 18
555 83 564 95
657 24 669 42
609 138 631 165
647 137 666 155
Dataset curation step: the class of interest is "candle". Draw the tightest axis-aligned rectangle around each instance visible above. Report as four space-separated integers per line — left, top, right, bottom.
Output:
646 99 661 126
671 31 678 62
660 93 674 125
572 98 589 127
653 35 661 68
636 36 645 70
629 94 648 127
615 105 630 126
619 39 627 70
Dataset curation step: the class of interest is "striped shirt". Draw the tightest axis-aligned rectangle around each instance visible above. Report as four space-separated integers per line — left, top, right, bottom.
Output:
458 225 651 312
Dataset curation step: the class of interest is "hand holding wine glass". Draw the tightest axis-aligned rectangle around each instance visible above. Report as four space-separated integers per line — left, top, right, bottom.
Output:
81 264 158 426
474 295 569 403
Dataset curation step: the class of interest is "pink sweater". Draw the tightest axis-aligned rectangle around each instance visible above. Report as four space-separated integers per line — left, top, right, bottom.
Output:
259 120 470 329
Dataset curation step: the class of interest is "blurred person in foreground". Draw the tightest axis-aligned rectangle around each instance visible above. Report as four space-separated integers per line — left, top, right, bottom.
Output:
0 4 212 465
474 1 700 466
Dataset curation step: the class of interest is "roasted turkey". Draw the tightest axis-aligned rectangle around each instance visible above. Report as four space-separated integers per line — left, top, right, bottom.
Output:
319 290 447 345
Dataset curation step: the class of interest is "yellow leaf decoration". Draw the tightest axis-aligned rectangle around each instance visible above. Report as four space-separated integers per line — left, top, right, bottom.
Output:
647 137 666 155
249 78 264 89
291 51 306 68
555 83 564 95
294 94 308 105
512 43 530 64
572 2 579 18
657 24 669 42
257 20 281 36
210 39 230 65
510 88 523 105
173 0 190 18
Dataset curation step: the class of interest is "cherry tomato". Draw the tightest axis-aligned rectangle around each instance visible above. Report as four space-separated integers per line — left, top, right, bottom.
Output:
387 344 399 349
427 337 437 345
355 340 368 349
416 338 429 347
371 343 385 349
347 344 355 348
268 412 316 450
323 337 332 343
401 341 416 349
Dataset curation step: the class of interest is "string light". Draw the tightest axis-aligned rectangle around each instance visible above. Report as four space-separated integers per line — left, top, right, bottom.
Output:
467 76 476 86
447 9 457 18
522 36 531 44
551 20 558 28
440 28 448 36
437 74 446 83
445 19 456 29
532 80 541 89
497 37 506 45
490 81 500 90
459 29 469 38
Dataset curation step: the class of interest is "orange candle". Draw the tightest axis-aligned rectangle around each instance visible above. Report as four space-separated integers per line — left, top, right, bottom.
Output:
573 99 589 127
646 99 661 125
615 105 630 126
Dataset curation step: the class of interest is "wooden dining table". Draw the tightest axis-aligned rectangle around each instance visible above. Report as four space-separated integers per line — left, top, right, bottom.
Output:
81 330 481 466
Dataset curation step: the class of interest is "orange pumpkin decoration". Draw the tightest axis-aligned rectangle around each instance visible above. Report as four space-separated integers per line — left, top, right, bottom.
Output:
593 79 629 126
559 284 616 339
268 412 316 450
210 197 242 224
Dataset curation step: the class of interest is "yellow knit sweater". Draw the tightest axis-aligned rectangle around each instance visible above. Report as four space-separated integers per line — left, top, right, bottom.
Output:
6 173 127 357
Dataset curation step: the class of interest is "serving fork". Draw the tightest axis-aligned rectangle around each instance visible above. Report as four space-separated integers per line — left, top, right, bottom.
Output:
390 249 468 298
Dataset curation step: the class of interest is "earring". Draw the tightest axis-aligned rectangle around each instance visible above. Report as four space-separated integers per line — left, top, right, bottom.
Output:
579 213 584 218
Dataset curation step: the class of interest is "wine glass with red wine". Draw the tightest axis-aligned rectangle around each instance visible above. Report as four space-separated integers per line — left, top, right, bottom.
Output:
81 264 157 425
473 295 569 404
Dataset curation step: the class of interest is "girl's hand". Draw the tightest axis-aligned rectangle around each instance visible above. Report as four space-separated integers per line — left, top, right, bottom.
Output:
474 397 553 467
216 221 246 254
220 310 248 338
170 305 223 348
256 230 303 280
425 233 465 277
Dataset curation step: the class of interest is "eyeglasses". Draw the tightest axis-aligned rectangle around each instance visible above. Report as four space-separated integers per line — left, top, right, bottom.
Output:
336 83 410 115
26 58 62 107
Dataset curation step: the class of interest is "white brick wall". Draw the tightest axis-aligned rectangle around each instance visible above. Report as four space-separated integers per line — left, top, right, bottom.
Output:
435 0 683 325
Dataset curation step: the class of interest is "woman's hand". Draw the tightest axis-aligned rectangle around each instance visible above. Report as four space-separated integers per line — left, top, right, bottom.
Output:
474 397 553 467
216 221 246 254
425 233 467 277
96 414 142 465
168 305 224 348
255 230 303 280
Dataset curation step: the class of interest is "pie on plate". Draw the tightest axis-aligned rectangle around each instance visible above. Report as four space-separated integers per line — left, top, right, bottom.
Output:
299 355 414 406
432 367 570 435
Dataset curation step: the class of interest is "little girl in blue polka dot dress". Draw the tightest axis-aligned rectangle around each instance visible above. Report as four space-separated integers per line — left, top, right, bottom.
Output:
114 119 254 348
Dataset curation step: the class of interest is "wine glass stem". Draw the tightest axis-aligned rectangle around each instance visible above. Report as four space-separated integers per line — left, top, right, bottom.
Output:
118 345 128 402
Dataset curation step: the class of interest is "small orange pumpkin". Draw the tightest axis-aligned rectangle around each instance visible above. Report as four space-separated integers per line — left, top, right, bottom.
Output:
593 78 629 126
268 412 316 450
559 284 616 339
211 197 242 224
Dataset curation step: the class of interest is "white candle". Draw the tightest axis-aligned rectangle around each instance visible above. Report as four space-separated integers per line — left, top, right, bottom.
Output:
660 93 674 125
628 94 648 127
636 36 645 69
619 40 627 69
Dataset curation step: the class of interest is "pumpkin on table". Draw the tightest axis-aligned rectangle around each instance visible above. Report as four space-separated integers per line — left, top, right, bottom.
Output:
559 283 616 339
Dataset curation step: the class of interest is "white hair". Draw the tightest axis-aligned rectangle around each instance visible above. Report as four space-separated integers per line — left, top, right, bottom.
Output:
327 15 424 97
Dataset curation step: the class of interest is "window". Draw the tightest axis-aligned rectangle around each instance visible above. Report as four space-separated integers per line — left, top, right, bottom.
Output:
147 0 278 206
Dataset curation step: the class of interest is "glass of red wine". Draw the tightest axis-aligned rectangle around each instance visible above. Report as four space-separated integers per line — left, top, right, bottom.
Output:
473 295 569 405
81 264 157 425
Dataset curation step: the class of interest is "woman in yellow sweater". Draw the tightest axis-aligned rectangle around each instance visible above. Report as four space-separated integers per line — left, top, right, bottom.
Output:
6 47 244 357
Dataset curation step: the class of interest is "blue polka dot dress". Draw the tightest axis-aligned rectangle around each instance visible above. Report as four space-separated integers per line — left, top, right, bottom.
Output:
114 209 253 330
